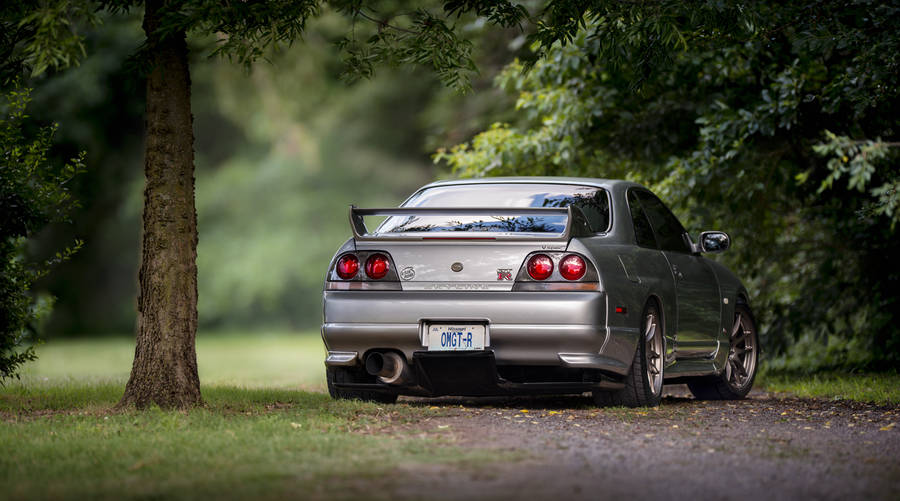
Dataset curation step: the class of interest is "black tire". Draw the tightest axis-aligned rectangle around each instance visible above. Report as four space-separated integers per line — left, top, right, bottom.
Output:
326 366 398 404
593 301 664 408
687 303 759 400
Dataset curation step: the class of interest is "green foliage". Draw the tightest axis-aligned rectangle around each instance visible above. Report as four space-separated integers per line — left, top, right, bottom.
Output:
438 2 900 371
13 5 522 334
0 0 100 80
811 132 900 225
0 85 84 379
191 35 436 328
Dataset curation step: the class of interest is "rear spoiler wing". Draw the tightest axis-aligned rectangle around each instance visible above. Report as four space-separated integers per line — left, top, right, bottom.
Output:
348 206 594 241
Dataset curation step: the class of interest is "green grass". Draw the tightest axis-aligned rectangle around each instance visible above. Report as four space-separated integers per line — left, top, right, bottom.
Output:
1 332 492 500
758 371 900 405
21 331 327 389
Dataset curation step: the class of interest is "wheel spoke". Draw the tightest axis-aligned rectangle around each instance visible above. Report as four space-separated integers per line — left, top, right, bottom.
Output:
642 308 664 395
730 313 743 338
729 360 742 385
645 321 657 342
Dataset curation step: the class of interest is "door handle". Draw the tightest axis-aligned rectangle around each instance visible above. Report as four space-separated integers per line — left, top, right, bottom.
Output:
672 265 684 280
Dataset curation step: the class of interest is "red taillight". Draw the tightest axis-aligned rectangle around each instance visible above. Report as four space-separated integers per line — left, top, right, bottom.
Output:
527 254 554 280
365 253 390 279
336 254 359 280
559 254 586 281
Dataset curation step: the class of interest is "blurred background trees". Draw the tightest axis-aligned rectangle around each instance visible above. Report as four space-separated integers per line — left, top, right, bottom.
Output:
441 1 900 372
10 5 521 336
4 0 897 375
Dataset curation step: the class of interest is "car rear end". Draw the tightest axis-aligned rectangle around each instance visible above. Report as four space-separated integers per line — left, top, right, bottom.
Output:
321 182 628 398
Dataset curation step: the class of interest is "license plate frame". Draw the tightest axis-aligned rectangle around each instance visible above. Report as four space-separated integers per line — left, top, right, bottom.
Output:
424 323 487 351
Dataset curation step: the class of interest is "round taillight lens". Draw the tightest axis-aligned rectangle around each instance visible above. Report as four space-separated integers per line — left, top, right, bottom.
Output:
365 253 390 279
559 254 586 281
527 254 554 280
336 254 359 280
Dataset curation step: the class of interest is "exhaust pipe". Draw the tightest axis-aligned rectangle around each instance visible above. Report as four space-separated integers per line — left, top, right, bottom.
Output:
365 351 410 385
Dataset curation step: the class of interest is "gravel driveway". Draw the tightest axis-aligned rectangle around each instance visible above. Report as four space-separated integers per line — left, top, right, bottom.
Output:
376 386 900 500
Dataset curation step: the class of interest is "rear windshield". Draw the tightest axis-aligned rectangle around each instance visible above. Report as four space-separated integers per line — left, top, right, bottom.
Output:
375 183 610 234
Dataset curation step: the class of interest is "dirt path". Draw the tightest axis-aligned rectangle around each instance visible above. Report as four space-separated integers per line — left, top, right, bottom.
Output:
380 386 900 500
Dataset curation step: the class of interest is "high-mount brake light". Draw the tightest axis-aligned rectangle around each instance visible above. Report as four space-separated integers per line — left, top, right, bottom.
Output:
527 254 554 280
559 254 587 281
336 254 359 280
365 253 390 279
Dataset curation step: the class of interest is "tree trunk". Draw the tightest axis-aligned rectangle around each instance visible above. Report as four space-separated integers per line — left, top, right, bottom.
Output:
119 0 202 409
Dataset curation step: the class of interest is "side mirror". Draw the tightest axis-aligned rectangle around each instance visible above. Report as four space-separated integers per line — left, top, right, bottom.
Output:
698 231 730 253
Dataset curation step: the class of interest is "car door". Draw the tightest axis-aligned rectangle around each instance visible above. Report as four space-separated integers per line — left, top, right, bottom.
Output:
635 191 721 359
624 189 678 363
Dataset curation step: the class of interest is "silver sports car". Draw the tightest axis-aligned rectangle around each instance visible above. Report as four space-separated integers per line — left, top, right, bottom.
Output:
321 177 758 407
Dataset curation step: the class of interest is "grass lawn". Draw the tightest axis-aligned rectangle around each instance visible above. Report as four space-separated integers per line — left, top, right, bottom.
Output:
4 334 898 500
1 332 483 501
20 331 328 389
758 371 900 405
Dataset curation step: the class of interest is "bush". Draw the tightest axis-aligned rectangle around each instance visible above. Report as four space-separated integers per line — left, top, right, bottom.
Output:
1 84 83 380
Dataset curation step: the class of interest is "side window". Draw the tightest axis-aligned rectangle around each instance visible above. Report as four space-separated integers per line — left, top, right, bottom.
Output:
636 191 691 253
627 190 657 248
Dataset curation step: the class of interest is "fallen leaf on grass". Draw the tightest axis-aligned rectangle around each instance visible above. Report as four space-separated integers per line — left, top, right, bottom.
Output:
290 422 302 429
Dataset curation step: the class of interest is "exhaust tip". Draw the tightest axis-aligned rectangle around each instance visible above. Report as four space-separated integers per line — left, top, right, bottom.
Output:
364 351 409 385
365 352 386 376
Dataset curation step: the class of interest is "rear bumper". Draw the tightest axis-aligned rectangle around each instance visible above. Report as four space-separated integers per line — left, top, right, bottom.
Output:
321 290 635 378
331 350 626 397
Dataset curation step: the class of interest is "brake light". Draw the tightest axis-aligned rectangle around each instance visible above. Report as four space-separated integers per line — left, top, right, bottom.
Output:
559 254 586 281
527 254 554 280
365 253 390 279
336 254 359 279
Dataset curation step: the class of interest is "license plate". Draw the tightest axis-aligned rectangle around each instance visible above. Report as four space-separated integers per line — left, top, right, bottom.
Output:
426 324 486 351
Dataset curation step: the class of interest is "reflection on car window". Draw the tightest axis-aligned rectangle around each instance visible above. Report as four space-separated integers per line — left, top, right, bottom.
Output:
377 184 610 234
636 191 690 253
627 190 657 248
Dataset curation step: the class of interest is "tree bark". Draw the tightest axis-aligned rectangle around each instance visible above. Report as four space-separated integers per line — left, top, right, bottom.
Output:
119 0 202 409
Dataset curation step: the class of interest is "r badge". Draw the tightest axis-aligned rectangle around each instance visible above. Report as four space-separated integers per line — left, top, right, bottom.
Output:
497 269 512 281
400 266 415 280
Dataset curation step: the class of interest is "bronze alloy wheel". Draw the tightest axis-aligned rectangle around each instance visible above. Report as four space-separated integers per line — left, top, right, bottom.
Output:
687 303 759 400
644 306 664 397
594 301 664 407
724 306 757 392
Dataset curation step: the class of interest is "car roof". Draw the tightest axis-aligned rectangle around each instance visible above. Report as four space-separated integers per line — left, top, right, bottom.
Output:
417 176 644 192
